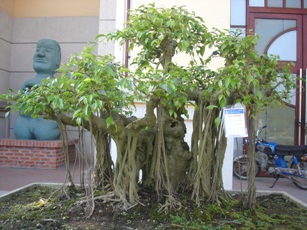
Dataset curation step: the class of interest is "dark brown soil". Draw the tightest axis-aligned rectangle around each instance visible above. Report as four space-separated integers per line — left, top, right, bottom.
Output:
0 185 307 229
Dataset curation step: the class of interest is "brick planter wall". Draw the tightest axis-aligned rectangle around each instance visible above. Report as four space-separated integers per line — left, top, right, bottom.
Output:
0 139 78 169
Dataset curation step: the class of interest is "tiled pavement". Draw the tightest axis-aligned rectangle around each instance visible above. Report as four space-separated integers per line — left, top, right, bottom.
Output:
1 165 307 207
0 164 83 196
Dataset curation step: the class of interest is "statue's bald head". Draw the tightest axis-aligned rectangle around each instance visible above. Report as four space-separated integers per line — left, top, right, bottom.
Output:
33 39 61 76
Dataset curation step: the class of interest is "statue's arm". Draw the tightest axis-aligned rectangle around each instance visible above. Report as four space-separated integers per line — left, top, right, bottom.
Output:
22 77 43 90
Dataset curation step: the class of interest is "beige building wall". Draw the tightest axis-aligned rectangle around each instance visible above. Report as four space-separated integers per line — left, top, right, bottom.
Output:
131 0 230 30
13 0 99 18
129 0 230 69
0 0 15 16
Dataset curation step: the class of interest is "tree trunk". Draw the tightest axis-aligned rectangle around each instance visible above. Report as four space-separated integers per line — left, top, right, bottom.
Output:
93 128 113 187
247 117 257 210
191 105 228 204
113 131 140 209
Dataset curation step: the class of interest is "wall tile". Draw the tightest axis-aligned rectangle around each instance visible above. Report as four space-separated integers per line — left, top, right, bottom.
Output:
12 17 99 43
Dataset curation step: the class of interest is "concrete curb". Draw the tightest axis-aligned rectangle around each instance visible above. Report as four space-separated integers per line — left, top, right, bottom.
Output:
0 183 69 201
230 189 307 209
1 184 306 210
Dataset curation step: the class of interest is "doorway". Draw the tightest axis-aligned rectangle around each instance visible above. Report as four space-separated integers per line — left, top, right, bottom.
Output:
249 13 307 145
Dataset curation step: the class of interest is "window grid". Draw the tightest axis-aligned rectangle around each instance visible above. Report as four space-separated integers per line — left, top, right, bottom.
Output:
249 0 306 8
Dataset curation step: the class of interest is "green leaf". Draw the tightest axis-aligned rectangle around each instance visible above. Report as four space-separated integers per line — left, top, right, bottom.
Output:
206 105 218 110
98 90 106 96
83 105 89 117
91 102 97 111
243 96 251 104
215 116 221 126
225 78 231 88
75 117 82 125
106 116 113 128
160 84 169 92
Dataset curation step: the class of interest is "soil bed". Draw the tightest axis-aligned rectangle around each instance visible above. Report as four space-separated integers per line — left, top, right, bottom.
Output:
0 185 307 229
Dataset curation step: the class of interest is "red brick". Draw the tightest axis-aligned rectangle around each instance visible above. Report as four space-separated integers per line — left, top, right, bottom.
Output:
20 157 30 160
30 158 40 161
30 150 40 153
9 149 19 153
3 160 14 163
0 139 77 169
9 156 20 160
20 149 29 152
40 157 51 161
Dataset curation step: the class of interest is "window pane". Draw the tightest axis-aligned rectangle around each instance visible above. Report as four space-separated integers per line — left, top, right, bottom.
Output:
286 0 301 8
231 0 246 26
257 106 295 145
268 0 283 7
305 0 307 8
249 0 265 7
254 19 296 54
267 30 297 61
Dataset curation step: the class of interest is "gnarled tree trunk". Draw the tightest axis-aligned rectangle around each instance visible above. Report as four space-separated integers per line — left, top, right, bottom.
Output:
93 128 113 187
191 102 228 205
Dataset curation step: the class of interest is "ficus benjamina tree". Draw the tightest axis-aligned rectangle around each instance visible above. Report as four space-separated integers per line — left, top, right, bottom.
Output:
0 3 294 212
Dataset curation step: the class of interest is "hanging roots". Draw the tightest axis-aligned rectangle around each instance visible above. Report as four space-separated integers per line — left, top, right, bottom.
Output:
158 195 183 213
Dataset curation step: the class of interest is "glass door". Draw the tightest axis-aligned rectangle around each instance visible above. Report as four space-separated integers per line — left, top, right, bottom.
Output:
249 13 304 145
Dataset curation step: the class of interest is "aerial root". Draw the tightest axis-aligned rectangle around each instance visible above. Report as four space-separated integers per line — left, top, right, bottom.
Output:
74 191 119 206
74 191 144 211
158 195 183 213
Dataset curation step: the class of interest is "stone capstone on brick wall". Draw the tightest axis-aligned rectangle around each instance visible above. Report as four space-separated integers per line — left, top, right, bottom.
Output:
0 139 78 169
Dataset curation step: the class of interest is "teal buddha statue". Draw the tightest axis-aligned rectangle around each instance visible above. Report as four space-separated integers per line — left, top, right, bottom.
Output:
14 39 61 140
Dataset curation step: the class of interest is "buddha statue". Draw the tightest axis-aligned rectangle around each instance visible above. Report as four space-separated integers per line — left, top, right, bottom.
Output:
14 39 61 140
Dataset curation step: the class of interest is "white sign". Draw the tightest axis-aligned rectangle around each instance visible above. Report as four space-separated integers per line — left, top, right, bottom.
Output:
223 108 247 137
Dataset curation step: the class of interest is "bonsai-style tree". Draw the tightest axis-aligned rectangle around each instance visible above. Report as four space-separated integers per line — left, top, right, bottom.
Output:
209 29 294 209
1 4 294 212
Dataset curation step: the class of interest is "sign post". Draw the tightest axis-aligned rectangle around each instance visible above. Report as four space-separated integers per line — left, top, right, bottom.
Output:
223 108 247 137
222 107 247 190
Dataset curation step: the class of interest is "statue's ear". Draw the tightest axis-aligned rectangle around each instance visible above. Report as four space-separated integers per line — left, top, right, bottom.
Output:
56 52 61 68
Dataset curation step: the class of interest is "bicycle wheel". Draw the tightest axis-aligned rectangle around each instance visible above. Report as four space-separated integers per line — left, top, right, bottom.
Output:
292 177 307 190
290 161 307 190
233 156 261 180
290 161 307 170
